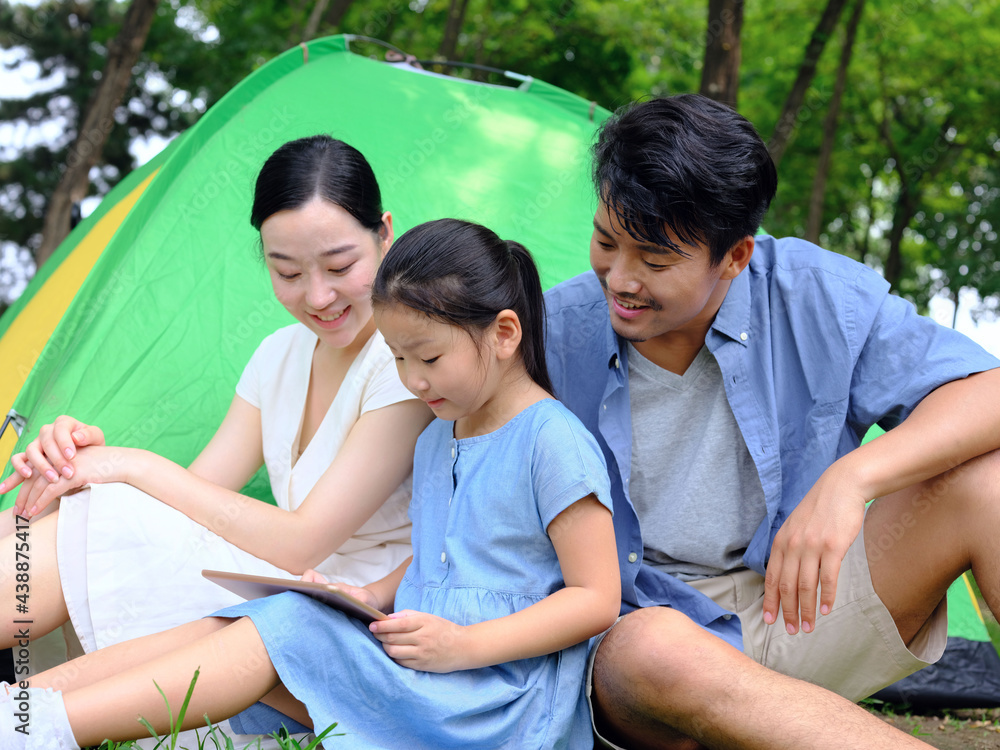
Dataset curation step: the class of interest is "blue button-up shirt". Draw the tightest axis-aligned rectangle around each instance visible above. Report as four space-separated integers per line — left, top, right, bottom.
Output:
544 235 1000 650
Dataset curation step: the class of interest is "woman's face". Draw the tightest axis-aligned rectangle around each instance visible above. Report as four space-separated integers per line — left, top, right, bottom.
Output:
261 197 392 351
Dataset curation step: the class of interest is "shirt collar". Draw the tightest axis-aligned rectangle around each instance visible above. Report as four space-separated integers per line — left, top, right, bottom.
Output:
710 266 751 347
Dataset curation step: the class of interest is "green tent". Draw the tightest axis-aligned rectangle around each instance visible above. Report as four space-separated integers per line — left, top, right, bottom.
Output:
0 35 609 505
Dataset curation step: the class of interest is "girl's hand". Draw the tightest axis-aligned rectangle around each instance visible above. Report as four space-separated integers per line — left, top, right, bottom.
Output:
12 445 122 519
0 416 105 495
370 611 468 673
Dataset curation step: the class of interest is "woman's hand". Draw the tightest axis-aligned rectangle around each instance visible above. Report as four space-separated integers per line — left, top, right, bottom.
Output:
0 416 105 495
299 569 329 584
370 611 469 673
12 445 124 520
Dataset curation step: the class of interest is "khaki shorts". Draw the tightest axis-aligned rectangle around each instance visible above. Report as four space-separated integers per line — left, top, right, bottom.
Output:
587 528 948 749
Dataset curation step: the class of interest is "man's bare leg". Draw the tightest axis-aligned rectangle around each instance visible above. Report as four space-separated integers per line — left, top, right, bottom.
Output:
864 448 1000 644
590 449 1000 749
590 606 931 750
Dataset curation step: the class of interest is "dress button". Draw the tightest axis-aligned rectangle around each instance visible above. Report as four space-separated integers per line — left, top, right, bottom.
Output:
627 552 638 563
440 552 447 563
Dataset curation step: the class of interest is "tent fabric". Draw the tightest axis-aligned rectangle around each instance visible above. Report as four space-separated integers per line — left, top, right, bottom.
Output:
0 35 609 506
0 146 175 466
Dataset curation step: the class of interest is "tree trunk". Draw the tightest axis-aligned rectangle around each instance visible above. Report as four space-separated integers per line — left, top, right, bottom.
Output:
322 0 356 31
302 0 332 41
699 0 744 109
805 0 864 244
767 0 850 168
439 0 472 62
884 185 918 289
36 0 160 267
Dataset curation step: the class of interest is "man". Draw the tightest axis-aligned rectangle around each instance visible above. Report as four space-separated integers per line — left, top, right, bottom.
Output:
544 94 1000 749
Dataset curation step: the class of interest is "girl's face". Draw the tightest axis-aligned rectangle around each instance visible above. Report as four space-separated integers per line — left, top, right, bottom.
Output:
261 198 392 351
376 304 501 426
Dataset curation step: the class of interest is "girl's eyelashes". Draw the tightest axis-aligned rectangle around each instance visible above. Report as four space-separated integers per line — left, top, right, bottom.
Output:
276 271 300 280
422 356 440 365
329 262 355 275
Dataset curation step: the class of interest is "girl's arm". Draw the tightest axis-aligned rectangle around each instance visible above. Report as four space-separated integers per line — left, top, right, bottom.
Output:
370 496 619 673
15 399 431 575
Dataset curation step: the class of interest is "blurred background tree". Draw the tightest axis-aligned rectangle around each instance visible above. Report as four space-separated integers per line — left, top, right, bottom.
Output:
2 0 998 326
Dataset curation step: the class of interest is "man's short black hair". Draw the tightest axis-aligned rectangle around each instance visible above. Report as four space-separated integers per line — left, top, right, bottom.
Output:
593 94 778 266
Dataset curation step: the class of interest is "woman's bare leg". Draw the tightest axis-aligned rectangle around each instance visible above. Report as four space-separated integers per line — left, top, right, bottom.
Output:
0 500 59 538
31 617 230 693
63 617 278 747
1 512 68 647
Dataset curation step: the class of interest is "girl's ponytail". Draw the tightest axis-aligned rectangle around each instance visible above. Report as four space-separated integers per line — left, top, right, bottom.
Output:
372 219 552 393
505 241 552 394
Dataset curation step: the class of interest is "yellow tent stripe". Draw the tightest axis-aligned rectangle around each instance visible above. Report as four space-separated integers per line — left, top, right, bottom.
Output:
962 571 986 621
0 172 156 470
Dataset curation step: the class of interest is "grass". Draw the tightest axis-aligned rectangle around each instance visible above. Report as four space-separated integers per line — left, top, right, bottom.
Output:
85 670 343 750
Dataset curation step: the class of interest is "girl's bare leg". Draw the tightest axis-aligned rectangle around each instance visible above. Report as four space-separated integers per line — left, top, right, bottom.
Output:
261 684 314 729
64 616 279 747
1 512 68 647
31 617 230 693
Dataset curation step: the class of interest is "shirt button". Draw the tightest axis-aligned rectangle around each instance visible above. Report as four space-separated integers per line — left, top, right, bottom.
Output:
440 552 447 563
723 614 733 620
451 446 456 458
740 332 748 341
615 358 620 369
627 552 638 563
603 404 607 410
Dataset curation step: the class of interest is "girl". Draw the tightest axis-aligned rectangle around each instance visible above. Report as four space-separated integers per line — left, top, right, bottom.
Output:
0 137 428 661
2 219 620 749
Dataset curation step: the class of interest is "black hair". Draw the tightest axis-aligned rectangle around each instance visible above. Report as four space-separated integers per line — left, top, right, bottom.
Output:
371 219 552 394
593 94 777 266
250 135 384 234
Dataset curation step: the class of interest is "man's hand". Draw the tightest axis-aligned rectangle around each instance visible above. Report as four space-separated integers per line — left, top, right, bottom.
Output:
370 611 469 673
0 416 105 495
762 461 868 635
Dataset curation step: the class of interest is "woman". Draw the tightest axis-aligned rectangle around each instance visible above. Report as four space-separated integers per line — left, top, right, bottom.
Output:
0 136 431 659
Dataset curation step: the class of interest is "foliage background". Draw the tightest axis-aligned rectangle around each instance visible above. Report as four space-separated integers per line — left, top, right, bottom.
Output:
1 0 998 330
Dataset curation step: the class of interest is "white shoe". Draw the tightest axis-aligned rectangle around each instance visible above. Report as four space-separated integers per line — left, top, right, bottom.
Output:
0 685 80 750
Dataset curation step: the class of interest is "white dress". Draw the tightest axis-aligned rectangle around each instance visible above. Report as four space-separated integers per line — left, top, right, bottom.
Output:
56 324 415 654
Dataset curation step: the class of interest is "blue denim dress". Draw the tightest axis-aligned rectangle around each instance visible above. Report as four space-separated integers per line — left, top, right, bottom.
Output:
214 398 612 749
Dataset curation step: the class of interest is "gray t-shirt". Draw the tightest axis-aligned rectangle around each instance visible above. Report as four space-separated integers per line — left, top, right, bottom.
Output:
628 344 767 580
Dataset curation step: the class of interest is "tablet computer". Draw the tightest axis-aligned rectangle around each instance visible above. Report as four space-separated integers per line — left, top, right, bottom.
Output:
202 569 387 624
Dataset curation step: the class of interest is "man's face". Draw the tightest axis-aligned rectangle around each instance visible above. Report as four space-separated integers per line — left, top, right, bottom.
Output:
589 200 737 350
